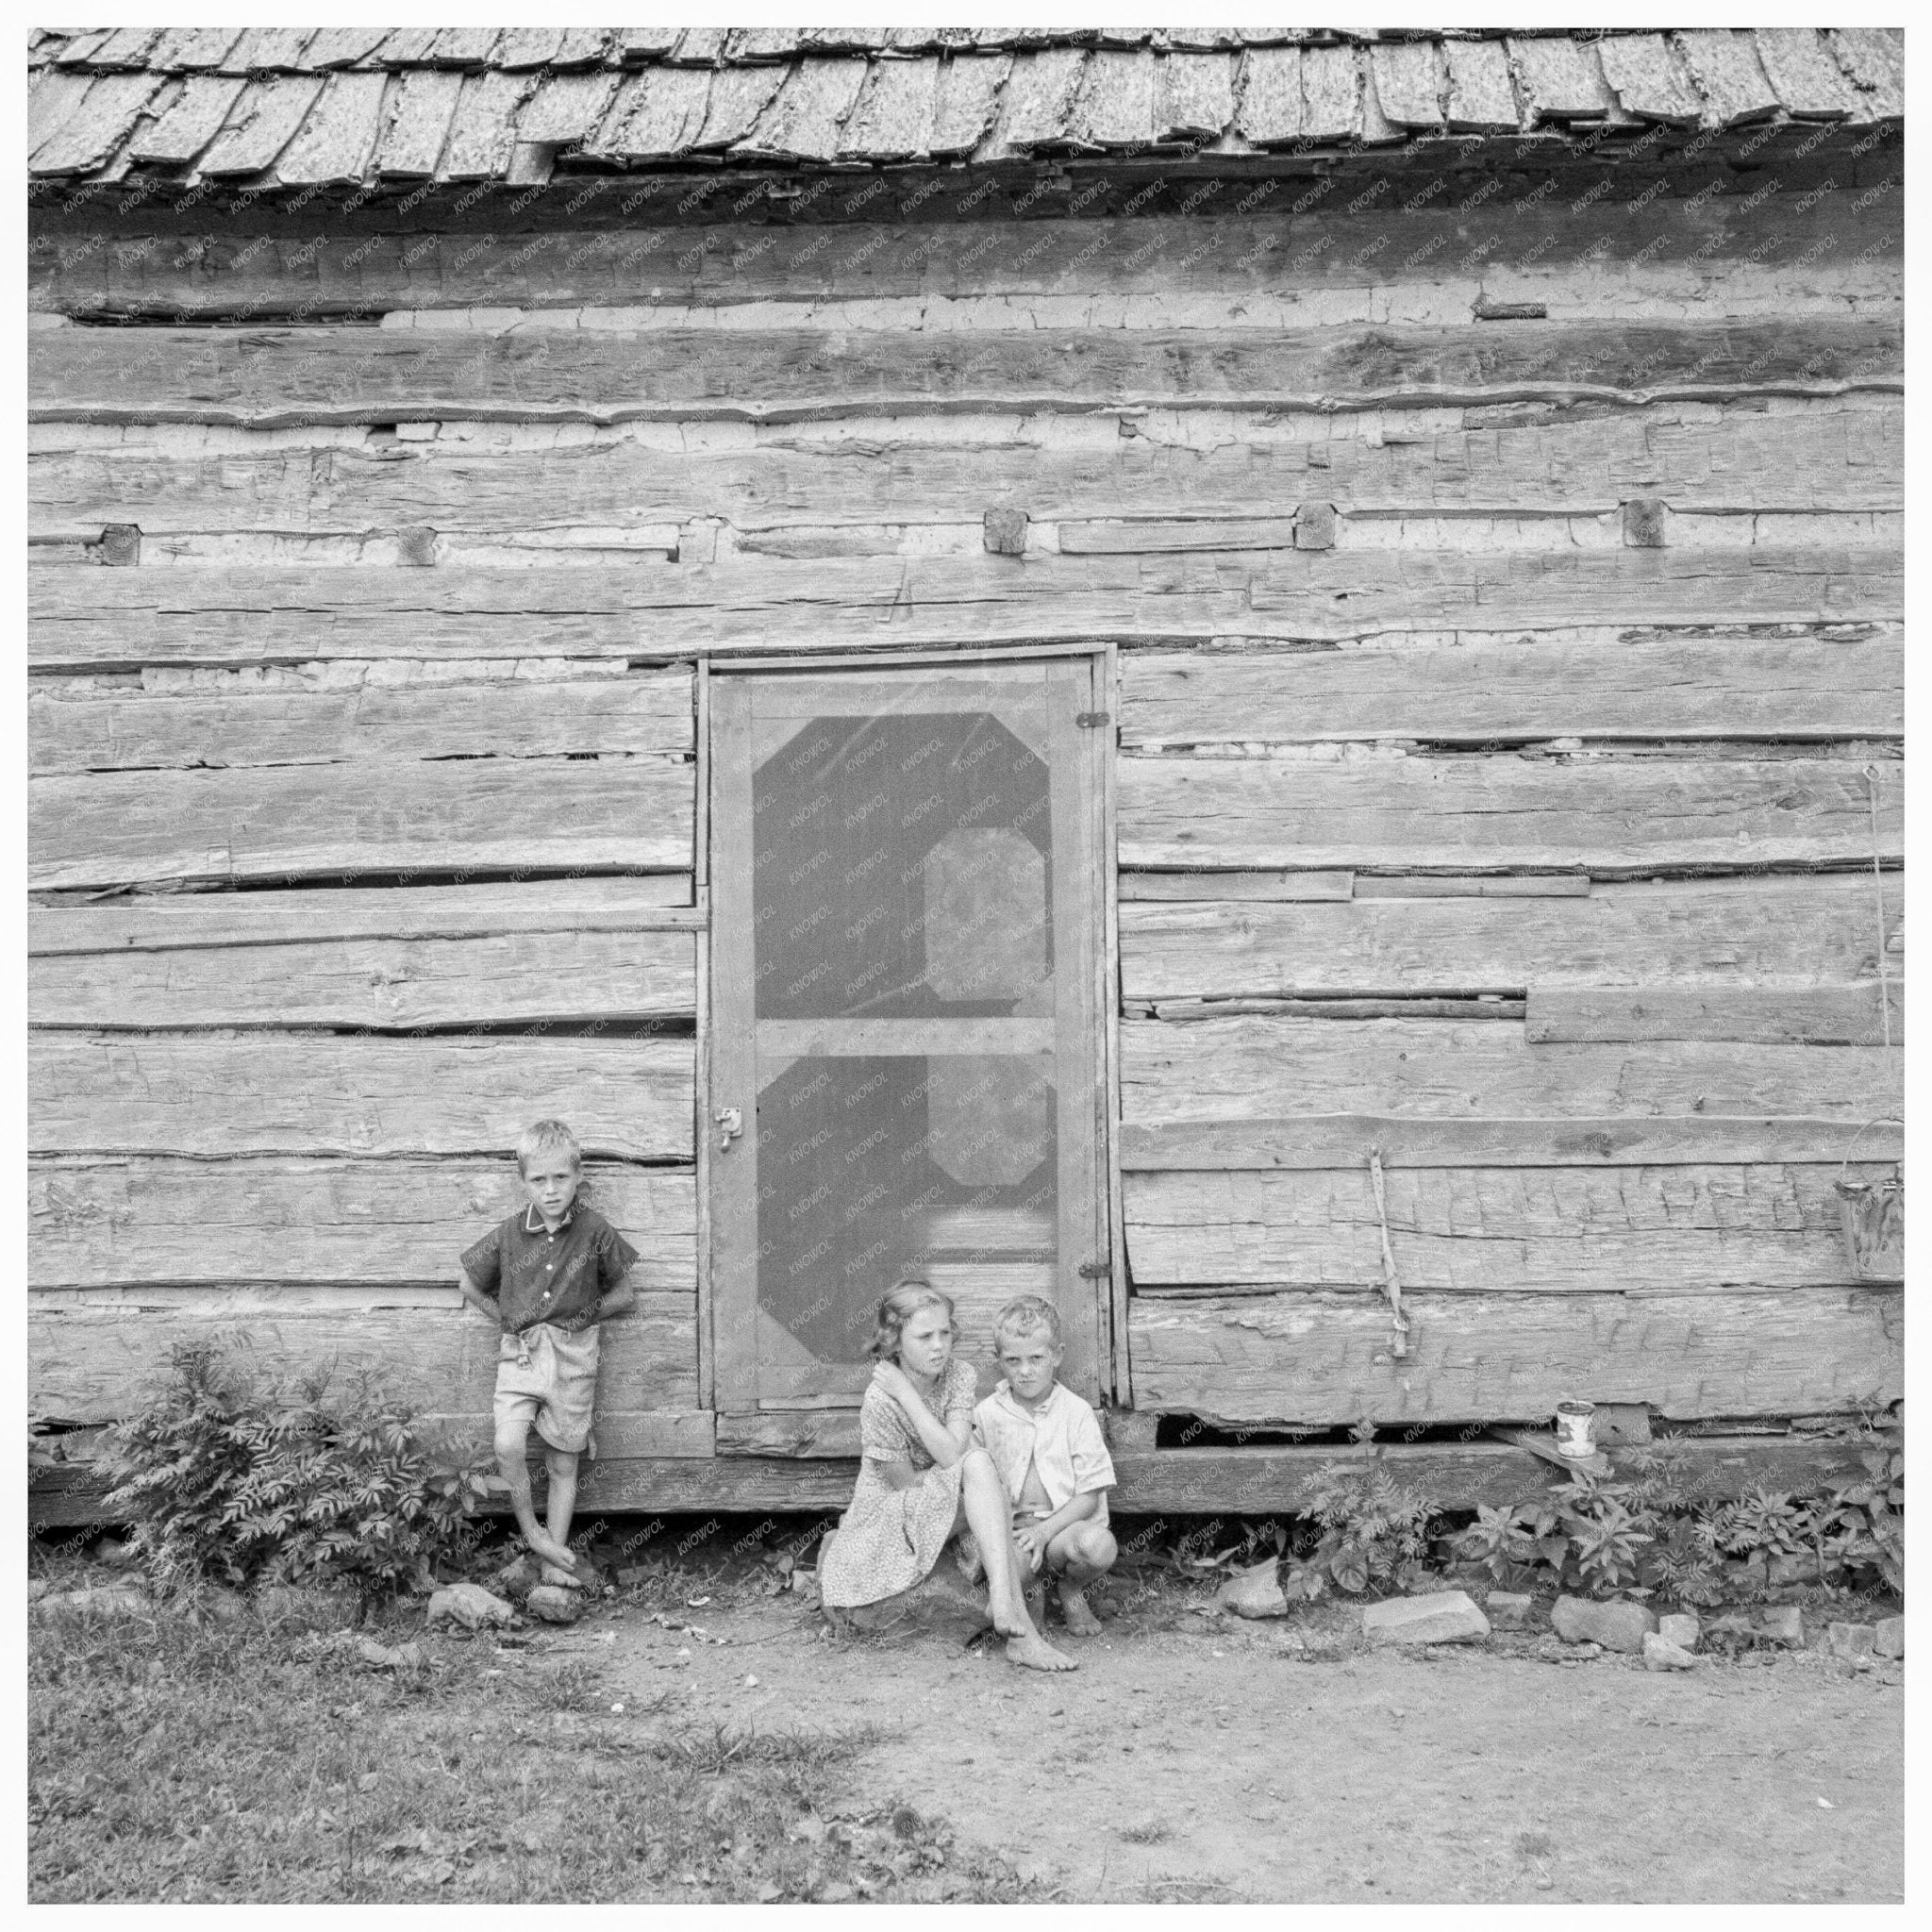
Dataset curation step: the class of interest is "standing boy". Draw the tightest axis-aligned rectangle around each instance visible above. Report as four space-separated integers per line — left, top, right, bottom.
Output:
973 1295 1118 1636
458 1121 640 1576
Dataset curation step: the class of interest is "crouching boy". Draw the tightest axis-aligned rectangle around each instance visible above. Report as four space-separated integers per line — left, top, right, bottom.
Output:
973 1295 1118 1636
458 1121 640 1577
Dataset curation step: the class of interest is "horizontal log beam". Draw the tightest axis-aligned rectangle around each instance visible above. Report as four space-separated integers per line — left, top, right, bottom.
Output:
1126 1287 1901 1424
26 544 1904 666
28 318 1902 427
1120 876 1901 1001
1124 1163 1886 1292
24 1429 1879 1524
1121 634 1903 746
27 878 699 955
31 927 696 1029
26 399 1906 540
26 192 1894 316
29 1035 694 1161
29 1298 699 1423
29 756 694 891
1118 752 1905 873
1119 1113 1905 1172
1526 984 1902 1046
28 667 693 775
1121 1017 1902 1127
27 1158 696 1292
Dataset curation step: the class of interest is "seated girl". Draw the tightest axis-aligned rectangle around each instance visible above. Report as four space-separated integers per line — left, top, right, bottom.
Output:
817 1279 1076 1673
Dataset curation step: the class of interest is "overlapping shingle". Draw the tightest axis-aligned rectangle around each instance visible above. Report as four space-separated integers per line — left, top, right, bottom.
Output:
734 58 868 163
1597 34 1704 125
1442 39 1520 133
840 57 941 161
25 27 1905 188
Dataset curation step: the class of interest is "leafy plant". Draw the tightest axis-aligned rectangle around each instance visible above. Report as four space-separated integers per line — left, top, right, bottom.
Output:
1295 1460 1440 1597
98 1343 494 1605
1809 1407 1905 1594
1448 1499 1568 1593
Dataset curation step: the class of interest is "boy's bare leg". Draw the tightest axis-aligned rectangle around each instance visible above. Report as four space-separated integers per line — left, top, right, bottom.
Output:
494 1414 575 1571
958 1450 1075 1673
1047 1521 1118 1637
542 1442 582 1574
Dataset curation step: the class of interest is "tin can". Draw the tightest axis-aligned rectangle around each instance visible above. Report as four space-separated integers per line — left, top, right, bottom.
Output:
1555 1401 1596 1460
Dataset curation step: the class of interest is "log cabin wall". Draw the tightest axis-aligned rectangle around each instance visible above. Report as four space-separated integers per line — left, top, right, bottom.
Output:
28 26 1904 1514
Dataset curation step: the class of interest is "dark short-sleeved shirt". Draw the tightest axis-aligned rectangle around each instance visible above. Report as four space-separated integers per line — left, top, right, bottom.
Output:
459 1204 639 1335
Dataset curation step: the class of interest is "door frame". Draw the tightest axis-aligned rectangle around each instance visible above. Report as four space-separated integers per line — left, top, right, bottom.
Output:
696 642 1125 1440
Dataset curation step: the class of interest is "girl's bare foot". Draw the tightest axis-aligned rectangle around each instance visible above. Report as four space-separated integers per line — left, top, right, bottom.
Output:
1005 1629 1078 1672
1058 1588 1103 1637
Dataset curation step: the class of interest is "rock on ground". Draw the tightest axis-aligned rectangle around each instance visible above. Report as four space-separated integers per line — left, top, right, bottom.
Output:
493 1556 540 1603
356 1635 426 1670
1486 1591 1533 1629
1827 1622 1877 1662
525 1585 583 1625
826 1560 992 1645
1875 1615 1905 1659
1657 1612 1701 1653
1757 1606 1806 1648
256 1582 362 1633
32 1584 154 1619
425 1582 517 1631
1642 1632 1698 1672
1363 1591 1490 1645
1551 1596 1657 1655
1215 1558 1288 1620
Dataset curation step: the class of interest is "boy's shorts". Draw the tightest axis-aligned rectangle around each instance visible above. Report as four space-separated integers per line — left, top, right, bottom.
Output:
494 1322 600 1455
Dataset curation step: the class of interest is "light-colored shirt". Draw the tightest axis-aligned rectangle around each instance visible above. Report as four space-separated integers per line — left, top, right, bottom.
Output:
974 1380 1116 1527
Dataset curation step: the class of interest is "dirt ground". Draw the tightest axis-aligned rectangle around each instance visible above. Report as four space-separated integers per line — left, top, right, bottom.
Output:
526 1574 1905 1906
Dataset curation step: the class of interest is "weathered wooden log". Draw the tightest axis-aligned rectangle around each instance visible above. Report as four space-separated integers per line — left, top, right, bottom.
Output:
25 192 1896 317
1120 633 1903 746
29 756 694 891
29 666 693 774
1120 1017 1903 1125
31 927 696 1028
27 1156 696 1291
25 1431 1881 1525
1524 985 1903 1046
27 878 696 954
1124 1163 1890 1292
1119 1113 1903 1172
28 318 1902 427
1118 753 1905 874
1125 1287 1902 1424
30 398 1903 543
26 541 1904 667
29 1035 694 1160
1120 877 1900 1001
29 1299 698 1421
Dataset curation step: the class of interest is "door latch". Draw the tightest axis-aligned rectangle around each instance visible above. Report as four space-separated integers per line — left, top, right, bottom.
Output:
1076 1258 1112 1279
1074 710 1111 728
715 1107 743 1151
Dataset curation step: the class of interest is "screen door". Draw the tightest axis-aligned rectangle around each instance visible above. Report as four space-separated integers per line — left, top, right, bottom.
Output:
708 660 1108 1425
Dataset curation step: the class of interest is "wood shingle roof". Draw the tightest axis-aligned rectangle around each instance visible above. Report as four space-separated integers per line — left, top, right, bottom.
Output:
26 26 1905 188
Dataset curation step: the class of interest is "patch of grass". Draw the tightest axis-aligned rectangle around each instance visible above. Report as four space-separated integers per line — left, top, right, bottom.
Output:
29 1607 1038 1904
1116 1819 1172 1845
656 1719 891 1777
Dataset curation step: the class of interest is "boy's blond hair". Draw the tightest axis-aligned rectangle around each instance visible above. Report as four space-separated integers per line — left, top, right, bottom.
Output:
993 1294 1061 1348
516 1119 583 1175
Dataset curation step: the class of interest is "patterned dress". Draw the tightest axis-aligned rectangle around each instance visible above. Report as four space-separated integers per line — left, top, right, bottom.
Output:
817 1357 979 1609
